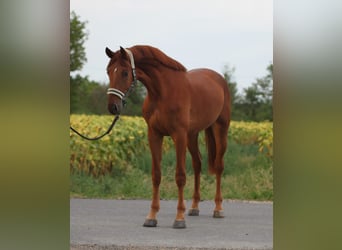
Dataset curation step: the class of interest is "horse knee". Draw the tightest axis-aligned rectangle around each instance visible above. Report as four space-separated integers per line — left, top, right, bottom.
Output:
153 179 161 187
175 173 186 187
152 174 161 187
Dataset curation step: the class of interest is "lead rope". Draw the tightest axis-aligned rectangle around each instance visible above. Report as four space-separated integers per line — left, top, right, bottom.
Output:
70 47 138 141
70 115 120 141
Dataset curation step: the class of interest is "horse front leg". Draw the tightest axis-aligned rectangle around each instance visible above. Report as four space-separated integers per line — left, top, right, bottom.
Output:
143 128 163 227
187 133 201 216
171 131 187 229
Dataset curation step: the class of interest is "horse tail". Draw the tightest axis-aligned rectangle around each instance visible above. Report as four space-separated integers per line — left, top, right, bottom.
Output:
205 127 217 175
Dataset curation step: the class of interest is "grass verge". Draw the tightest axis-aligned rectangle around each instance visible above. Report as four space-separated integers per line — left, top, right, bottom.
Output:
70 140 273 201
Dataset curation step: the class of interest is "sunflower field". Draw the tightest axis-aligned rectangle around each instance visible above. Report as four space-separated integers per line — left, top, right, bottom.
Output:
70 115 273 177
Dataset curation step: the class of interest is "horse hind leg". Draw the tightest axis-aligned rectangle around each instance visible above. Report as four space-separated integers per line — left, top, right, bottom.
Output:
211 121 229 218
187 133 201 216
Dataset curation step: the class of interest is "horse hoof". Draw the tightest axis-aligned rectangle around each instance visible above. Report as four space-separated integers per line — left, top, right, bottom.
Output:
173 220 186 229
213 210 225 218
188 208 199 216
143 219 157 227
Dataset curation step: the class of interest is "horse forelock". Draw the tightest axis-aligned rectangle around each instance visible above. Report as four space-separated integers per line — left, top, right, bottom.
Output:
130 45 187 72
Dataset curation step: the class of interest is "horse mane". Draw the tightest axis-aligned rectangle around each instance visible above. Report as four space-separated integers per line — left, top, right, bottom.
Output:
130 45 187 72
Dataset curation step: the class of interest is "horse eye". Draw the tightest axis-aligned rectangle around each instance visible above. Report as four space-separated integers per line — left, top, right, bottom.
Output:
122 71 129 77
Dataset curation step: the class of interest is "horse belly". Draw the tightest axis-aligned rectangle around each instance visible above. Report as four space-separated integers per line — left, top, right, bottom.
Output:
187 69 226 132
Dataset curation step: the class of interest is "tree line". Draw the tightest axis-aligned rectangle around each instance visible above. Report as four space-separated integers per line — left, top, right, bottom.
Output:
224 64 273 121
70 11 272 121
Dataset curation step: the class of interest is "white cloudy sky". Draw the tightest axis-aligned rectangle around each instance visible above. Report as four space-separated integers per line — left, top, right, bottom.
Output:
70 0 273 91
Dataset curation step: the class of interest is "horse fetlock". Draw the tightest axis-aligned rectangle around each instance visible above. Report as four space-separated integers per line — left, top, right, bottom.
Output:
150 204 160 213
215 196 223 203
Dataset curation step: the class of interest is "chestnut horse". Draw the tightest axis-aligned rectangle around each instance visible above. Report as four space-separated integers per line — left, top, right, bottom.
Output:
105 45 231 228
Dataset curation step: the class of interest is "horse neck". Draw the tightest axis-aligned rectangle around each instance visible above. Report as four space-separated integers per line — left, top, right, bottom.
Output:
136 65 173 100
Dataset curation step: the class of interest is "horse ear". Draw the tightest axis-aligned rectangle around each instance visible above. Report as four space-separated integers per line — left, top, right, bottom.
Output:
119 46 127 58
105 47 114 58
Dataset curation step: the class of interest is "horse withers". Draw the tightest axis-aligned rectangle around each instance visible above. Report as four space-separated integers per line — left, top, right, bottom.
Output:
105 45 231 228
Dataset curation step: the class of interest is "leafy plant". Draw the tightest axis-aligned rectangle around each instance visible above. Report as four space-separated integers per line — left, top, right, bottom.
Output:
70 115 273 176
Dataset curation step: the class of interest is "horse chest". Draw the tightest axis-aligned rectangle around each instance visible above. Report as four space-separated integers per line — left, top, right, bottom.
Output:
143 109 168 135
143 104 188 136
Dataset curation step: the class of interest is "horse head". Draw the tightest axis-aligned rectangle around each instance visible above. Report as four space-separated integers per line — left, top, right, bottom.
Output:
105 46 136 115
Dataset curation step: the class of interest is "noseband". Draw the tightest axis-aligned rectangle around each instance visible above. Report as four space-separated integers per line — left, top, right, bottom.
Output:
107 48 138 105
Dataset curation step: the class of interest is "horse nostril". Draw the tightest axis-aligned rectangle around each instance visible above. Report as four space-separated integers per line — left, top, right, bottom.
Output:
111 104 119 114
108 102 122 115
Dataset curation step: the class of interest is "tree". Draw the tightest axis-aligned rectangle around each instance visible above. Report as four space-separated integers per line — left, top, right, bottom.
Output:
70 11 91 114
242 84 260 120
222 64 245 120
70 11 88 72
70 74 100 113
223 64 238 104
88 84 108 114
223 63 273 121
241 63 273 121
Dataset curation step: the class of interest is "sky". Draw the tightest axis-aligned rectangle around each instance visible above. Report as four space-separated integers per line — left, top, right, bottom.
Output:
70 0 273 92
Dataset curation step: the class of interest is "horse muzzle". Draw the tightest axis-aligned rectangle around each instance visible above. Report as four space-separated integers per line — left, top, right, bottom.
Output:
107 88 125 115
108 102 123 115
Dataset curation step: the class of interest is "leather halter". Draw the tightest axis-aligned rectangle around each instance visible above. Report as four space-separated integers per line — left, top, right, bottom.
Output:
107 48 138 104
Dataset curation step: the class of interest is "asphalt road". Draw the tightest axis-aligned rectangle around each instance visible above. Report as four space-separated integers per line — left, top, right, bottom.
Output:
70 199 273 250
